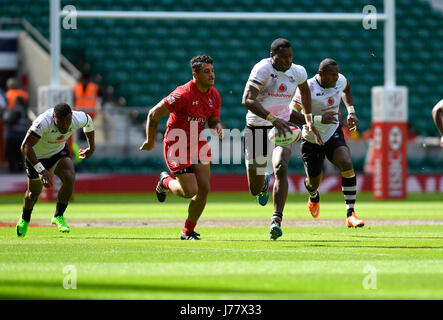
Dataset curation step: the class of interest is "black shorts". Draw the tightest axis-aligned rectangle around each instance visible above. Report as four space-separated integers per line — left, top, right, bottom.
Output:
243 125 274 167
300 125 348 177
25 144 71 179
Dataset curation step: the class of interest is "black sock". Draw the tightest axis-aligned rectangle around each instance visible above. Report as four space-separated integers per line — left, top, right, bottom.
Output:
54 202 68 218
304 179 319 201
272 212 283 226
22 208 33 223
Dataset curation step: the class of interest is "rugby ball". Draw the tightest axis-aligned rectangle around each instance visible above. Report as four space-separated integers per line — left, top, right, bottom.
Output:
268 125 302 146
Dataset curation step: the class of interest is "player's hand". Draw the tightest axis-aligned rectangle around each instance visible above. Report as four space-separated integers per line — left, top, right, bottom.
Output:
440 136 443 148
347 113 359 131
213 123 224 139
307 122 324 146
39 170 53 188
273 118 293 137
322 112 339 124
79 148 94 159
139 139 154 151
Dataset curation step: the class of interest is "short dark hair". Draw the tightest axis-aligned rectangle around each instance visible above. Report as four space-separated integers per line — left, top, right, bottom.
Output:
319 58 338 72
190 55 213 73
270 38 291 54
53 103 72 119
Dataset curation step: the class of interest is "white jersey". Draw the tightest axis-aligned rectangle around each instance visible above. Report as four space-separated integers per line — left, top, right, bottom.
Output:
245 58 307 126
28 108 94 159
293 73 348 144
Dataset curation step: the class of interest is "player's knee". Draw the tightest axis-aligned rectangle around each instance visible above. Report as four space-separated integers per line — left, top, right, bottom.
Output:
25 188 41 202
60 171 76 186
197 183 210 196
182 186 198 198
274 161 288 178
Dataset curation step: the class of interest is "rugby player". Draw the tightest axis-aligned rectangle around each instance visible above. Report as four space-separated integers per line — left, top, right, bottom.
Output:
140 55 223 240
16 103 95 237
241 38 323 240
290 58 364 227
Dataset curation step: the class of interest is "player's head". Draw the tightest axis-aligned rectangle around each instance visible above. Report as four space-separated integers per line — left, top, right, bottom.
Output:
190 55 215 89
318 58 339 88
53 103 72 134
270 38 292 72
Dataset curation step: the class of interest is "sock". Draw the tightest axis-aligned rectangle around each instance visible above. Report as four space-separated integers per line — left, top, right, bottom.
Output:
162 176 175 189
304 179 318 201
342 176 357 217
22 208 33 223
54 202 68 218
272 212 283 226
183 219 197 234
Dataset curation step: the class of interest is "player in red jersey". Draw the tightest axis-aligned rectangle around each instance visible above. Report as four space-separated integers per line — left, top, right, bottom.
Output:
140 55 223 240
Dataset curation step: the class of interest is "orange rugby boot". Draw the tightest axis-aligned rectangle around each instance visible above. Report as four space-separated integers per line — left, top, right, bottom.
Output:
346 211 365 228
307 191 320 218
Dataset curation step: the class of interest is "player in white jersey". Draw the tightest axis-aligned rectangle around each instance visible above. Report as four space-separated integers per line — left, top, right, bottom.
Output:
290 58 364 227
16 103 95 237
432 99 443 148
242 38 322 240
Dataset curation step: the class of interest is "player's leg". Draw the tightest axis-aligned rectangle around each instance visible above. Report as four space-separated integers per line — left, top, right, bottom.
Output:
17 178 43 237
301 139 325 218
268 145 291 240
244 126 271 205
330 145 364 227
179 163 211 240
51 157 76 232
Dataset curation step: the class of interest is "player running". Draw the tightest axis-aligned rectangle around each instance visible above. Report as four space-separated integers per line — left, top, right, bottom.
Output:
16 103 95 237
290 58 364 227
241 38 323 240
140 55 223 240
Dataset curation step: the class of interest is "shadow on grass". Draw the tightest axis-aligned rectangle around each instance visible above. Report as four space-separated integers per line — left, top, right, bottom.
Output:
0 278 289 299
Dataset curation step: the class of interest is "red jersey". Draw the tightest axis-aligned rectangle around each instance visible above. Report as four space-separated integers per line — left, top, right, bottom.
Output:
163 80 221 174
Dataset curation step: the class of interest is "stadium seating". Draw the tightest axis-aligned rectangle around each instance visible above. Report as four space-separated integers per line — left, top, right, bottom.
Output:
1 0 442 174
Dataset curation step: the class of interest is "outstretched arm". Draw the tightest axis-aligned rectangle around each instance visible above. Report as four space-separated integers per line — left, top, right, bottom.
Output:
342 80 359 131
140 100 170 151
79 114 95 159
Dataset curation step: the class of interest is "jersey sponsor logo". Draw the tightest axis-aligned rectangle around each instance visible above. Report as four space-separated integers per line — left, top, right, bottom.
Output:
187 116 205 122
267 92 292 98
278 84 287 92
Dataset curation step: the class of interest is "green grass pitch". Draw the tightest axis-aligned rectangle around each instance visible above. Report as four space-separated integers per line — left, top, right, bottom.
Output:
0 192 442 300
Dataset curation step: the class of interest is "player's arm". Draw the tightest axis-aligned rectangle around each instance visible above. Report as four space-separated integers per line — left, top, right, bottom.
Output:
242 81 292 136
21 132 53 188
342 80 358 131
432 100 443 147
298 81 324 145
79 114 95 159
208 117 224 139
140 100 170 151
289 101 338 126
